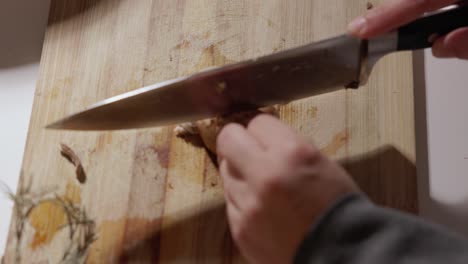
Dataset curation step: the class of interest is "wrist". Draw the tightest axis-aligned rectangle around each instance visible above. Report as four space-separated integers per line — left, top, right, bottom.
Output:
293 194 367 263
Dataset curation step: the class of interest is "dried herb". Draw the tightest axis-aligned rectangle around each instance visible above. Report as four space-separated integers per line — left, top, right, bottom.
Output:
54 196 97 264
60 143 86 184
2 178 47 264
3 178 96 264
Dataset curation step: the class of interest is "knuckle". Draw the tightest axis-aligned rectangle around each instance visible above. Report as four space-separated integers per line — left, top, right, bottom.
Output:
284 140 320 163
255 171 284 198
262 175 283 194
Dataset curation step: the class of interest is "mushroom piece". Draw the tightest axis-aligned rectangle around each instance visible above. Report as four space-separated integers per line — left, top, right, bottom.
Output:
175 106 279 154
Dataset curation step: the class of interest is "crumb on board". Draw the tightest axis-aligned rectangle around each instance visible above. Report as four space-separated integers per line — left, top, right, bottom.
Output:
268 19 274 27
60 143 87 184
367 2 374 9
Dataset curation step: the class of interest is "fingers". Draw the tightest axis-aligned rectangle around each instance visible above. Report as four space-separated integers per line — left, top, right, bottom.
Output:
220 160 252 210
246 114 299 149
348 0 458 38
220 159 259 242
217 123 264 176
432 27 468 59
220 161 242 233
247 115 320 165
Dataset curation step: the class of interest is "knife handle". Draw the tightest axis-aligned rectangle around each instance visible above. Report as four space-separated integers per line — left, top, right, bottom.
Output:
397 3 468 51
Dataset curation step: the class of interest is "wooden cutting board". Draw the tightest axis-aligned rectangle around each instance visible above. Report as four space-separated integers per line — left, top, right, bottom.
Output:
4 0 417 262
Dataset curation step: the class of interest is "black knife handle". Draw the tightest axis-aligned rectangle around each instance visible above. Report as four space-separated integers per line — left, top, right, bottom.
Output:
397 4 468 51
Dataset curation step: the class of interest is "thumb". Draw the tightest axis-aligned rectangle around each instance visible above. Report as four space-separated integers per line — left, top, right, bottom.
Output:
432 27 468 59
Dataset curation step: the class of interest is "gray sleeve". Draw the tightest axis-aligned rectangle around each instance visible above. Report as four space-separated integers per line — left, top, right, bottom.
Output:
294 194 468 264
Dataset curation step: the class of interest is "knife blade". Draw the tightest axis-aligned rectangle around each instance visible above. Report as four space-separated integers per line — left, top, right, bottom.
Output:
47 4 468 131
48 35 367 131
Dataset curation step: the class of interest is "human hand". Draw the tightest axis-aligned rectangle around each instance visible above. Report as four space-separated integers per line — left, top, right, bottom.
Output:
348 0 468 59
217 114 359 264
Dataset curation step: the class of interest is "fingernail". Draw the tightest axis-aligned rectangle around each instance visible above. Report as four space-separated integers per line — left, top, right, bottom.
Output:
348 17 367 36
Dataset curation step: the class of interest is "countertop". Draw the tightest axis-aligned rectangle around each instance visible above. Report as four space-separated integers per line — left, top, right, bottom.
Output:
1 0 467 254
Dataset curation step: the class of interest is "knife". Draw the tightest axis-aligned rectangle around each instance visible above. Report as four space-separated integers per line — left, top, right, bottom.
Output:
47 4 468 131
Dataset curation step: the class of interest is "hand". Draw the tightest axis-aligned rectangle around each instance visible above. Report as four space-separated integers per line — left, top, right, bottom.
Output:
348 0 468 59
217 114 359 264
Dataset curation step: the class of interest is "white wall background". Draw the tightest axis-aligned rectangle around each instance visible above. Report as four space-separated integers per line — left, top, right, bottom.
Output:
1 0 468 255
417 52 468 236
0 0 51 255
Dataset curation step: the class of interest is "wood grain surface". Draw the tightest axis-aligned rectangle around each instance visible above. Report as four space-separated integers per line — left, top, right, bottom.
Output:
5 0 417 262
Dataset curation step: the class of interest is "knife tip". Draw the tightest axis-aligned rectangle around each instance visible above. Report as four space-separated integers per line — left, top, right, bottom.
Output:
45 121 63 130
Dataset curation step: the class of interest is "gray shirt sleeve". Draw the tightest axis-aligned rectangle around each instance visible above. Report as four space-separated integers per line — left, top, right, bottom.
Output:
294 194 468 264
